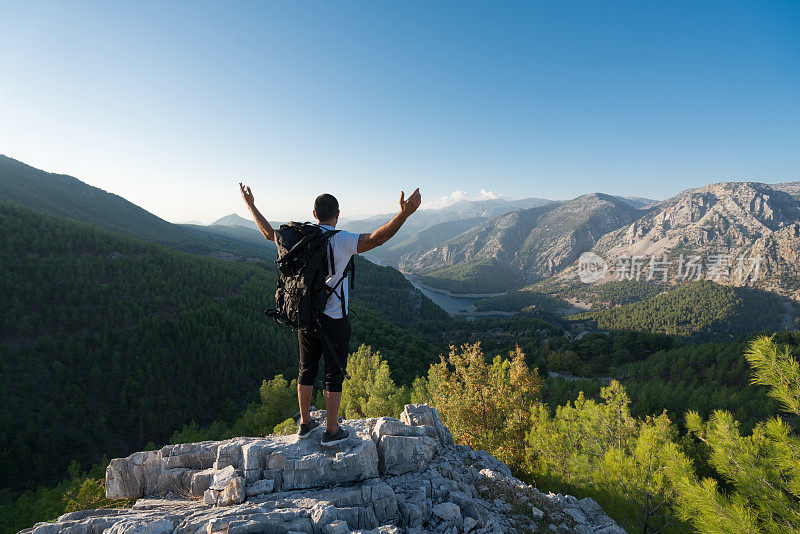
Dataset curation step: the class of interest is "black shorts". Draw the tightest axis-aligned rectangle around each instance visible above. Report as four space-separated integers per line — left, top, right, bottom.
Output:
298 314 351 393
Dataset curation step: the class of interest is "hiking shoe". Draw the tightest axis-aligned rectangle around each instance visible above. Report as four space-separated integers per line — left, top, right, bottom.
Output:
298 419 320 439
321 426 349 447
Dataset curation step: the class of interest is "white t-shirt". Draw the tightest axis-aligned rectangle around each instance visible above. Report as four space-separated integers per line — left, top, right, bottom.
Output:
319 224 359 319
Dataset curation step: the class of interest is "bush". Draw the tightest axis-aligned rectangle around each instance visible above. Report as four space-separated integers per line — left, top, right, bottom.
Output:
529 381 684 533
340 345 409 419
237 375 299 437
427 343 541 469
272 418 297 436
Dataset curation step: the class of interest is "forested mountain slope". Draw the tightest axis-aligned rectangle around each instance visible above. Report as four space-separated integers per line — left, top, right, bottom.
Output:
0 155 274 259
574 280 786 339
0 201 443 493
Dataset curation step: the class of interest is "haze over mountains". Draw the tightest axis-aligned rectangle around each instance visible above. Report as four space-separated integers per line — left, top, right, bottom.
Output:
399 193 644 281
211 213 258 229
0 155 276 260
4 153 799 301
210 195 658 267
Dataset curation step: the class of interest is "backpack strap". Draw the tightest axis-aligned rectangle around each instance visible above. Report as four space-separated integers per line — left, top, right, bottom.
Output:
348 256 355 289
325 255 354 317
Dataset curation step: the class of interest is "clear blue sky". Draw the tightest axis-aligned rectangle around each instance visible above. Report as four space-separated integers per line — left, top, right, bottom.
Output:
1 1 798 223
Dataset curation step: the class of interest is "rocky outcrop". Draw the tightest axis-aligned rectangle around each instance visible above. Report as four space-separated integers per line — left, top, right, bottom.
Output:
23 405 626 534
580 182 800 293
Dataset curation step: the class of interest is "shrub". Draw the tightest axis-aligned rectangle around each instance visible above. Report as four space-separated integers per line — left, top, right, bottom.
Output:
427 343 541 469
340 345 409 419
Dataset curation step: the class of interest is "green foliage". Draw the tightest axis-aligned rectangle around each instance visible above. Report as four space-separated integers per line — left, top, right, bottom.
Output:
582 280 667 307
414 314 565 373
348 304 441 385
417 258 524 294
473 289 567 313
528 381 686 533
0 201 296 493
575 281 785 340
546 330 679 376
169 420 235 444
409 375 430 405
745 335 800 414
352 257 449 325
340 345 409 419
542 279 667 308
428 343 542 469
238 375 299 437
272 418 297 436
618 339 788 432
668 336 800 533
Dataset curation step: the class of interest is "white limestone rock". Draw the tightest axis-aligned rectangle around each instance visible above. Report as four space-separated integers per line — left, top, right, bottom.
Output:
105 449 161 499
35 405 627 534
245 477 274 497
190 468 216 497
378 435 438 475
432 501 462 527
400 404 455 447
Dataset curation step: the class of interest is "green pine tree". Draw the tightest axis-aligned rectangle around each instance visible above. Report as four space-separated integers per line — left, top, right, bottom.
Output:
666 336 800 533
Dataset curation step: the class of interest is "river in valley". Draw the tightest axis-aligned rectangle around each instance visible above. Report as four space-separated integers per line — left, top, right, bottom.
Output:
363 254 510 318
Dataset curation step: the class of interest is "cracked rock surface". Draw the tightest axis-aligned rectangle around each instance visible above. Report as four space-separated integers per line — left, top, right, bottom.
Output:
22 404 626 534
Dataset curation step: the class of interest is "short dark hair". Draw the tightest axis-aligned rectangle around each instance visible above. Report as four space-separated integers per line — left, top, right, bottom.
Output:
314 193 339 222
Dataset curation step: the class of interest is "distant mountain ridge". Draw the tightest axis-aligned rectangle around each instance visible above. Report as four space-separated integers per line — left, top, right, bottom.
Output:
614 195 659 209
0 155 275 259
6 154 798 297
772 180 800 200
211 213 258 229
400 193 644 290
340 196 553 240
402 181 800 296
584 182 800 294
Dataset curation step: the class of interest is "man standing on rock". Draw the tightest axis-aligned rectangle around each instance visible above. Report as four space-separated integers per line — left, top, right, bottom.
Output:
240 184 422 446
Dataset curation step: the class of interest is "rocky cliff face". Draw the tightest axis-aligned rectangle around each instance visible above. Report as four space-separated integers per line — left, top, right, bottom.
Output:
585 182 800 289
400 194 642 282
771 181 800 200
23 405 625 534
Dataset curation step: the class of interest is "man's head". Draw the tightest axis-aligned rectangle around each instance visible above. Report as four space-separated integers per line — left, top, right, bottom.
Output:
313 193 340 226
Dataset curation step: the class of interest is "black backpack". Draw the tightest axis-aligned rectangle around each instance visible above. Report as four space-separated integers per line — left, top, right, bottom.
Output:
265 222 354 375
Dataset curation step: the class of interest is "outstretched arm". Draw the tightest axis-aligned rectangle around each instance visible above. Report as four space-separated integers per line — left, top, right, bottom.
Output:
357 188 421 253
239 182 275 242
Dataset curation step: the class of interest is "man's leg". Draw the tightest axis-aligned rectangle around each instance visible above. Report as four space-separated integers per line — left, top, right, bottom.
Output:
297 328 322 426
324 389 341 433
321 315 352 434
298 384 314 425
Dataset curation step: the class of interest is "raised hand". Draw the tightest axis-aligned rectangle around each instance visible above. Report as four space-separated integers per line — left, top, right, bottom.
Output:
239 182 255 207
399 187 421 217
